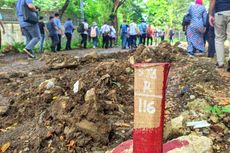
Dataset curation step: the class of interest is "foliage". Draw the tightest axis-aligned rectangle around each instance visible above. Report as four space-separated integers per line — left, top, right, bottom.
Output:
206 105 230 116
0 0 210 30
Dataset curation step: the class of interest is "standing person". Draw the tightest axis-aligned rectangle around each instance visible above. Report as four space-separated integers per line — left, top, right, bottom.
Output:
47 16 59 52
169 28 175 44
80 19 89 49
53 13 63 51
110 24 116 48
209 0 230 71
16 0 41 58
147 24 153 46
64 18 74 50
186 0 207 57
129 20 138 48
154 29 159 46
38 16 47 53
139 19 147 45
101 22 111 49
90 22 100 49
120 20 128 49
0 12 5 50
160 29 165 41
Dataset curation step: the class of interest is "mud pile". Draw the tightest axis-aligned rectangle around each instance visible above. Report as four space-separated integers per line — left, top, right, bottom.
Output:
0 44 229 153
130 43 176 64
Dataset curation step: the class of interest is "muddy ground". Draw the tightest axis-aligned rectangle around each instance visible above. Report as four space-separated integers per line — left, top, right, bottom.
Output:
0 43 230 153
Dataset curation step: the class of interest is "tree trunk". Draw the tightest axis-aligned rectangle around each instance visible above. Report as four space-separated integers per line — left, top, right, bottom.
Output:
110 0 126 37
59 0 71 19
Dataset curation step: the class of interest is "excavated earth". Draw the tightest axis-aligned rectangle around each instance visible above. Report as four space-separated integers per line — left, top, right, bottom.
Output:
0 42 229 153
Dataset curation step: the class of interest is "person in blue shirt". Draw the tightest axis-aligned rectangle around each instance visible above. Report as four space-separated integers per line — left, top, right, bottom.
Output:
16 0 41 58
53 13 63 51
138 19 147 45
64 18 75 50
120 20 129 49
47 16 59 52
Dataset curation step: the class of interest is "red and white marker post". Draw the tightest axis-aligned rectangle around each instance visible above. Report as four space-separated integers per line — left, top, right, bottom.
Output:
133 63 170 153
110 63 175 153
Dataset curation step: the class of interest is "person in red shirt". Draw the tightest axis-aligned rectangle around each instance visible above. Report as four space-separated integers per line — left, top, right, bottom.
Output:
147 24 153 46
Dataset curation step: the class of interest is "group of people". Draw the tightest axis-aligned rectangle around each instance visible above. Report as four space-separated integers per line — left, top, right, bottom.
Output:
0 0 174 59
119 19 172 49
184 0 230 71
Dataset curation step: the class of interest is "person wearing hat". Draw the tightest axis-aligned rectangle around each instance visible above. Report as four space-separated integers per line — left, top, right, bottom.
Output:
90 22 100 48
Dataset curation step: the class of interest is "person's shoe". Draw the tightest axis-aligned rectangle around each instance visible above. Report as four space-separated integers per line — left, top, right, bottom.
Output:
216 63 224 69
188 53 194 58
226 60 230 72
194 52 205 56
23 48 35 58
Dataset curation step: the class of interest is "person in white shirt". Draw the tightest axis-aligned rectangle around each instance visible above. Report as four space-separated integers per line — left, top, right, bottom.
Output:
101 22 110 48
110 24 116 48
129 21 138 48
80 19 89 49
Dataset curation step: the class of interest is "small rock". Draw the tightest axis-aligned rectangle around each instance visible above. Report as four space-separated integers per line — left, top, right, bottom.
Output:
129 56 135 64
167 135 213 153
202 128 210 136
187 99 210 113
84 51 98 59
0 95 10 115
76 119 111 144
190 95 196 100
39 78 56 92
164 116 185 140
210 115 219 123
85 88 97 103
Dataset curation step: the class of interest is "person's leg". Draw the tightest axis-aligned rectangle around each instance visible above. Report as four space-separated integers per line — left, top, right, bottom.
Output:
39 34 45 53
69 34 72 50
93 37 96 48
215 13 227 66
81 34 84 46
65 33 69 50
143 34 146 45
83 34 87 49
121 34 125 49
102 35 105 48
130 35 133 48
105 35 109 49
24 24 41 54
208 29 216 57
110 37 113 48
150 37 153 46
51 36 56 52
147 37 149 46
57 34 61 51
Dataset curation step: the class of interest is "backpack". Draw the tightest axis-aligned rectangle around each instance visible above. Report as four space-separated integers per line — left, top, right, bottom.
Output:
90 27 97 37
77 23 84 33
121 24 127 34
182 13 191 26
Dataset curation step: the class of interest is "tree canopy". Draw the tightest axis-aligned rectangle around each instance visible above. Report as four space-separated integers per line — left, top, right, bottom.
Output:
0 0 209 29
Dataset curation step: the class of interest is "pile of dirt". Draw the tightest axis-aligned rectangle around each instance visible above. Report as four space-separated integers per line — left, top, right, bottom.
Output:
0 44 229 153
129 43 177 64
